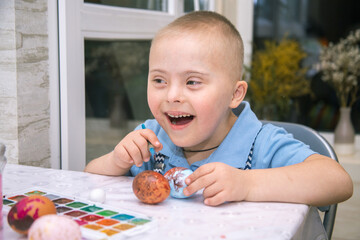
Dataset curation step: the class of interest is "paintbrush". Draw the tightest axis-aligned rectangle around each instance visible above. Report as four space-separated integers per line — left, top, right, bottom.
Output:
141 124 156 156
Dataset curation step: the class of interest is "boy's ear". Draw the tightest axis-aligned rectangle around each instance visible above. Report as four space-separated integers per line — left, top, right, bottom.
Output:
229 80 248 109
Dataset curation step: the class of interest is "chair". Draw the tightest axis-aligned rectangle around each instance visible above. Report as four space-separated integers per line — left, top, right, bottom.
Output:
261 120 337 239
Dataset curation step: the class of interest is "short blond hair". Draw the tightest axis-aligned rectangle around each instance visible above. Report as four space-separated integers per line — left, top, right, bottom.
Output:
152 11 244 80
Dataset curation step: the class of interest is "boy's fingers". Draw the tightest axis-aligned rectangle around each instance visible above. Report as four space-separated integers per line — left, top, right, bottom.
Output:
113 146 134 167
185 164 215 184
204 191 227 206
153 142 163 152
148 142 162 154
184 177 214 196
184 169 216 196
202 182 221 199
138 139 151 162
127 140 145 167
140 130 163 152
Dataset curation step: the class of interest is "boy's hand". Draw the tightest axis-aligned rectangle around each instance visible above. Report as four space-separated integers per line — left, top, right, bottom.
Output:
112 128 162 170
183 162 250 206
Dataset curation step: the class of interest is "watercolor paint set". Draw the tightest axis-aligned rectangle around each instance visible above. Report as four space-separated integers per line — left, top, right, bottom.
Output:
3 188 155 239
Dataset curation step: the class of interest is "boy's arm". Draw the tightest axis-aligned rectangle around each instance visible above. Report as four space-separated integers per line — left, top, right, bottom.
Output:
244 154 353 206
184 154 353 206
84 151 131 176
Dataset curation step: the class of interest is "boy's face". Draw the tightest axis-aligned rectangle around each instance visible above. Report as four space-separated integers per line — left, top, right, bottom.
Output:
147 32 244 149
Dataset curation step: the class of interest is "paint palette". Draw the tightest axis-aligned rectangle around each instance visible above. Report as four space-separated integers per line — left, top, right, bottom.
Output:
3 188 155 239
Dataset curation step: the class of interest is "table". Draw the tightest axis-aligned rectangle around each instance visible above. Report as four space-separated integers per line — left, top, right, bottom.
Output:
1 164 327 240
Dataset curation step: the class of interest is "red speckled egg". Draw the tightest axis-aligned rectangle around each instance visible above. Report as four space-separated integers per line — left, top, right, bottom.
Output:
132 170 170 204
7 195 57 234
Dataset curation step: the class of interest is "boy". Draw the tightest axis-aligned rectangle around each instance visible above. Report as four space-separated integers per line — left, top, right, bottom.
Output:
85 11 353 207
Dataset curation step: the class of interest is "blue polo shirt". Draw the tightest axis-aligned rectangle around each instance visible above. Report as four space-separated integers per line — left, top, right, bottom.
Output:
130 101 316 176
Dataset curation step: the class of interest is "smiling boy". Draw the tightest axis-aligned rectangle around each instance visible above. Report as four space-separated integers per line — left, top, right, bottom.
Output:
85 11 353 207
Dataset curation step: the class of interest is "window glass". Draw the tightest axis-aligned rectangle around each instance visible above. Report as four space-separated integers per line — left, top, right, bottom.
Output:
84 0 168 12
184 0 211 12
254 0 302 40
85 40 152 163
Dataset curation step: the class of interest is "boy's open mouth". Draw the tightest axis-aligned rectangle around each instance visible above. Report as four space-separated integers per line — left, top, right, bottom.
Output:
167 113 194 125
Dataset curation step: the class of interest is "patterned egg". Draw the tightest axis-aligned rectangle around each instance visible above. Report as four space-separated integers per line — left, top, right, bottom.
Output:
132 170 170 204
7 195 57 234
28 214 81 240
164 167 194 198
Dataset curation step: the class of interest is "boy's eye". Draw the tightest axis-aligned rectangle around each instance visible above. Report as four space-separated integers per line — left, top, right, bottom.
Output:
186 80 201 86
153 78 166 84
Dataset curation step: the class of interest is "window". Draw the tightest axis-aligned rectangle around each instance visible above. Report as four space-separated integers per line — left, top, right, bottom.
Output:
84 0 168 11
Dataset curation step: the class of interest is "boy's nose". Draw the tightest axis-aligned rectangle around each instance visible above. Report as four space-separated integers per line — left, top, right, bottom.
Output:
167 84 183 103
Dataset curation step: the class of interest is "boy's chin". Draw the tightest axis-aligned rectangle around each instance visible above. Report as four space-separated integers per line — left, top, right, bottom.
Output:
169 137 195 149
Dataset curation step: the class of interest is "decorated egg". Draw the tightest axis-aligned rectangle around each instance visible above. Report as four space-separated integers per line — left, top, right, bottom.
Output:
89 188 106 203
164 167 194 198
28 214 81 240
132 170 170 204
7 195 57 234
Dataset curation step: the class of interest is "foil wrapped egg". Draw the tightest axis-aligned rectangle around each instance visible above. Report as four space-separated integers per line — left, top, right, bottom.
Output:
132 170 170 204
7 195 57 234
164 167 194 198
28 214 81 240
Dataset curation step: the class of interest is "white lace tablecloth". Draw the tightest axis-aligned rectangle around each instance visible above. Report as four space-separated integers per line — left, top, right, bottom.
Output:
1 164 327 240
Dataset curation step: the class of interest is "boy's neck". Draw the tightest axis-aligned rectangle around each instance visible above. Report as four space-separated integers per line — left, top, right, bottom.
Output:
184 112 238 165
184 150 216 165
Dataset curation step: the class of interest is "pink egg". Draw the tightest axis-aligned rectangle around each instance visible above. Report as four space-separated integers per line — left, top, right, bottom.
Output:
28 214 81 240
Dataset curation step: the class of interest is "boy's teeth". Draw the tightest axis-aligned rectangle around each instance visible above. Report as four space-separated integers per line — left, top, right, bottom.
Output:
168 114 190 118
168 113 194 125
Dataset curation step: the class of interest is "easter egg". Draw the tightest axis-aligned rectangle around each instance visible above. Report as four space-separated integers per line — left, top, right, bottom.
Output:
7 195 57 234
164 167 194 198
89 188 106 203
132 170 170 204
28 214 81 240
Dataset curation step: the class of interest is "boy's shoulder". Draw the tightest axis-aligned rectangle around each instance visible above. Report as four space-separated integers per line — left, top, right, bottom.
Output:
260 122 288 135
252 122 315 168
257 122 297 145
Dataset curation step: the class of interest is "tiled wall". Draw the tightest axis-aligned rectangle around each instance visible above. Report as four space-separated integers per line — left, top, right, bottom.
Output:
0 0 51 167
